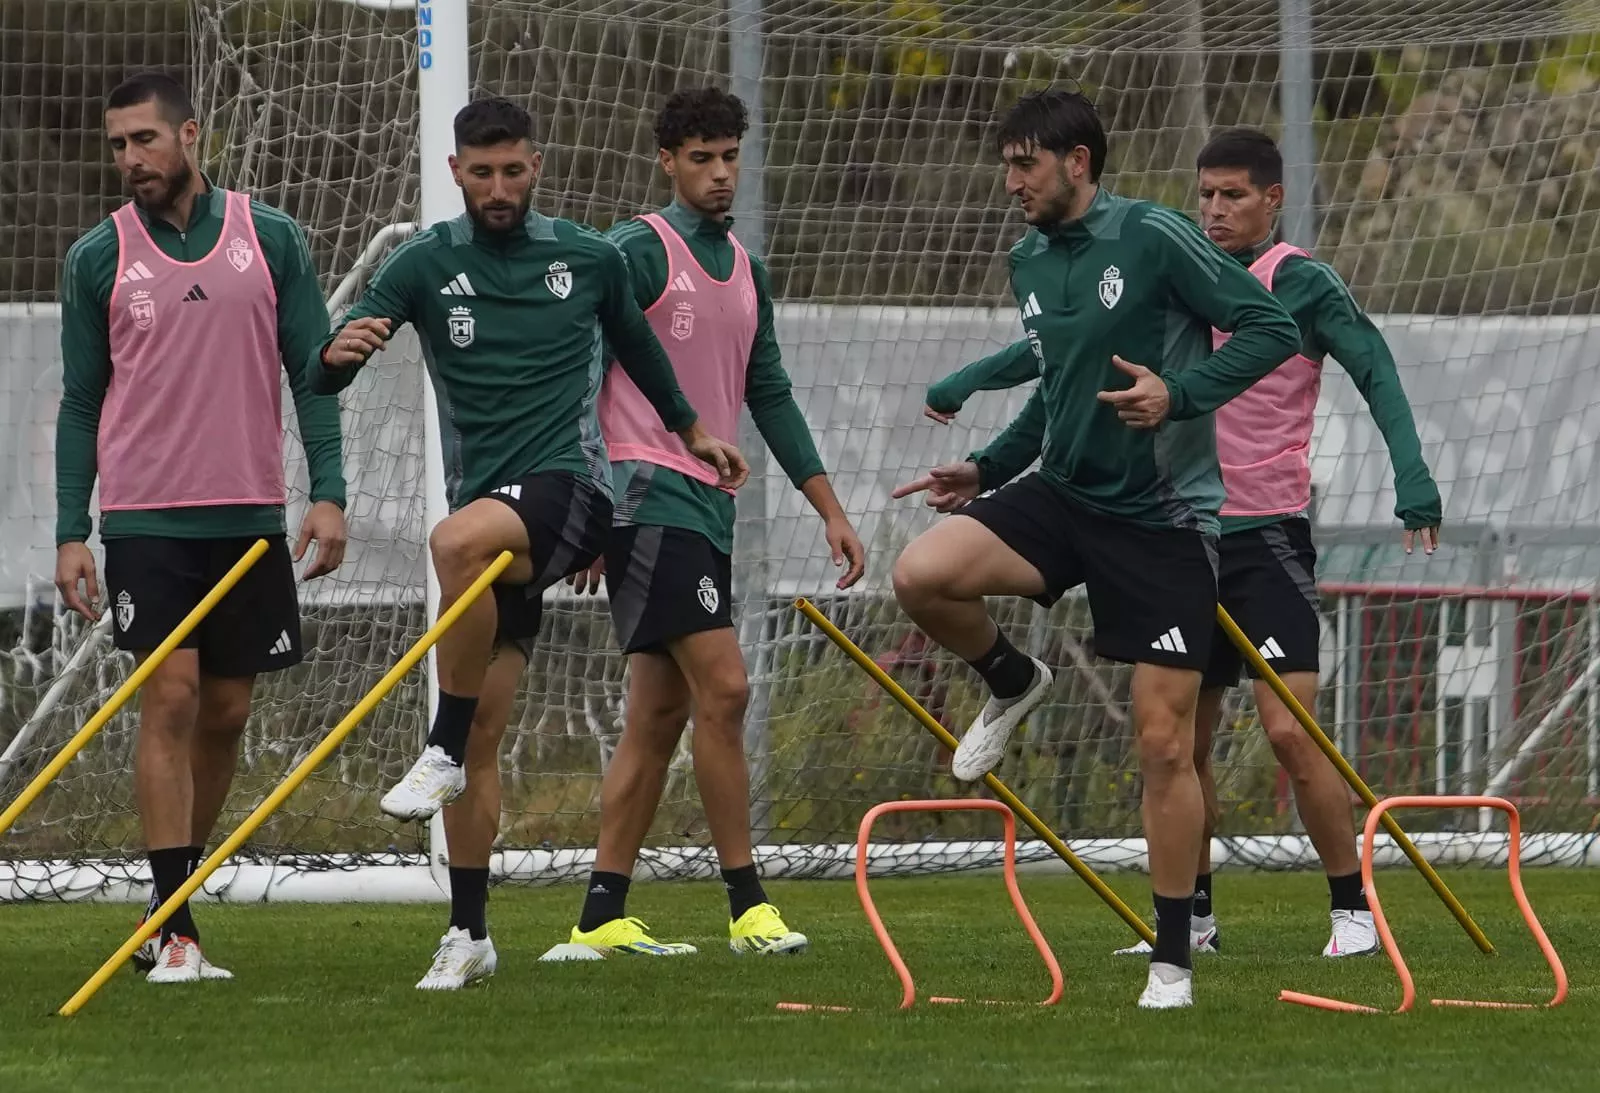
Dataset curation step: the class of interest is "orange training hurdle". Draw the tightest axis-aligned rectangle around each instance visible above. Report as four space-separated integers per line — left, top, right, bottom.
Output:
1280 795 1568 1015
779 798 1064 1013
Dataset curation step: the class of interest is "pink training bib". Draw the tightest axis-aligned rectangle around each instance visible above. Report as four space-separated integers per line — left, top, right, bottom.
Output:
1212 241 1321 518
597 212 759 493
102 189 285 511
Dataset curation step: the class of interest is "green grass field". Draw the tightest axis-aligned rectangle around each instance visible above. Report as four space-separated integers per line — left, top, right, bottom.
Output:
0 870 1592 1092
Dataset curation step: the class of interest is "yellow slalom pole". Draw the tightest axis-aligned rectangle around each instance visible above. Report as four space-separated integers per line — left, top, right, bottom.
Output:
58 549 515 1017
1214 604 1495 955
0 538 270 840
795 598 1156 947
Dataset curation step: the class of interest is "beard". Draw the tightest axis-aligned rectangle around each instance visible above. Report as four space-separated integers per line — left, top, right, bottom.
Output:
128 159 194 214
466 187 533 234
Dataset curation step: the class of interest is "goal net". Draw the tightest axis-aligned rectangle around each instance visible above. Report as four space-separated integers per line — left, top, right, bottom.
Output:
4 0 1600 901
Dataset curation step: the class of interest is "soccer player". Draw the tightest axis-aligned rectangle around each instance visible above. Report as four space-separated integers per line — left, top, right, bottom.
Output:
55 72 349 983
317 97 746 990
890 90 1301 1009
920 127 1442 960
546 87 866 959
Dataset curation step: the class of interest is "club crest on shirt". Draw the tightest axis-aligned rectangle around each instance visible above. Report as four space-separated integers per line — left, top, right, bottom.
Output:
697 576 719 613
670 301 695 341
448 305 475 348
227 236 255 273
128 289 155 331
545 260 572 299
1098 265 1123 309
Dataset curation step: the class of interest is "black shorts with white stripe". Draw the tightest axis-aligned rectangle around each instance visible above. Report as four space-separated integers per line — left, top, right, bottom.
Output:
957 473 1219 672
1201 517 1322 689
603 524 733 654
482 470 612 660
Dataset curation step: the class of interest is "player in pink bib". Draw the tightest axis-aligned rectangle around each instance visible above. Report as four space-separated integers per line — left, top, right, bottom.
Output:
548 89 867 961
919 129 1442 962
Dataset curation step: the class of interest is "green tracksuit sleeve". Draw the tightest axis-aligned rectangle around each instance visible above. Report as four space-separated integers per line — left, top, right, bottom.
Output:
269 216 346 508
925 339 1041 415
55 238 112 545
744 256 826 486
312 236 420 395
971 387 1047 492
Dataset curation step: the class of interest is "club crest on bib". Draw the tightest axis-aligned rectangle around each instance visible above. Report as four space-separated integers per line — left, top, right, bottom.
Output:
739 281 757 314
115 590 135 632
670 301 695 341
1098 265 1123 309
227 236 255 273
697 575 719 613
448 305 475 348
128 289 155 330
545 260 572 299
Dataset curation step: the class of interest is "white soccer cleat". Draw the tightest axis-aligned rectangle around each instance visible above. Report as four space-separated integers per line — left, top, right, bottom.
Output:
1322 908 1380 957
951 657 1052 782
416 927 497 990
1113 914 1218 955
146 936 232 984
1137 962 1194 1010
380 745 466 821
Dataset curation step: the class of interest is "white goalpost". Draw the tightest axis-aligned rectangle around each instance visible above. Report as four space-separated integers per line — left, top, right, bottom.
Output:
5 0 1600 903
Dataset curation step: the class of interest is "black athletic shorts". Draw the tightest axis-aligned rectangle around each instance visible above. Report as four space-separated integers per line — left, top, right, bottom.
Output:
482 470 612 659
959 473 1218 671
103 535 301 677
1202 517 1321 689
604 524 733 654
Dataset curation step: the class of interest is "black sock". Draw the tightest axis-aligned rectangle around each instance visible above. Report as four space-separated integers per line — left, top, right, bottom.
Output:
1192 872 1213 919
1152 893 1194 970
448 866 490 940
426 690 478 764
148 847 199 944
964 630 1036 701
722 864 768 921
579 870 631 932
1329 870 1367 912
188 845 205 877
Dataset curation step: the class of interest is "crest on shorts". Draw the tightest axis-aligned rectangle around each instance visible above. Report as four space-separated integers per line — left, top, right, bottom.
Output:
448 305 475 348
115 590 135 632
227 236 255 273
127 290 155 330
670 302 695 341
1098 265 1123 309
545 260 572 300
697 576 719 614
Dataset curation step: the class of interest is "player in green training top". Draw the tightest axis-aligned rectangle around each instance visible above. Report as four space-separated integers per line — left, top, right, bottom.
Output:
543 88 866 963
55 72 348 982
891 89 1301 1010
922 128 1442 963
316 98 746 990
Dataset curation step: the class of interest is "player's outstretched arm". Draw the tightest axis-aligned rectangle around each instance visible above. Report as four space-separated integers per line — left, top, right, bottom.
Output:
596 237 748 489
1137 207 1301 421
894 387 1047 513
54 234 112 621
924 339 1040 423
1290 258 1442 553
311 234 424 395
267 210 349 579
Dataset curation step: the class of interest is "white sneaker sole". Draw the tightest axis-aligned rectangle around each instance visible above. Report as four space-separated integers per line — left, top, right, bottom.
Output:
951 659 1052 782
416 956 496 990
538 943 608 962
379 781 464 821
731 932 810 956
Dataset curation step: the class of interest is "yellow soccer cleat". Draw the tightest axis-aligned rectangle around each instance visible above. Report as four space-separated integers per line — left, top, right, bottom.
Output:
540 916 698 961
729 903 809 955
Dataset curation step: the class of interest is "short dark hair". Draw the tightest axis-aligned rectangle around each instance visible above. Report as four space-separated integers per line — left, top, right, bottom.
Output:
654 87 748 152
453 97 536 150
106 72 195 127
1196 128 1283 189
995 88 1107 181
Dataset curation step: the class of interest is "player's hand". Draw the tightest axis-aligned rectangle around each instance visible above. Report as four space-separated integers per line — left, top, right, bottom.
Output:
923 405 956 425
322 317 391 369
55 542 101 622
681 424 750 490
295 500 348 580
1096 355 1170 429
568 556 606 595
1404 525 1440 555
891 461 981 513
825 516 867 589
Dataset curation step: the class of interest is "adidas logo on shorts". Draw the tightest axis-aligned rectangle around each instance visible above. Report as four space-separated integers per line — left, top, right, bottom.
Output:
268 629 293 656
1150 627 1187 654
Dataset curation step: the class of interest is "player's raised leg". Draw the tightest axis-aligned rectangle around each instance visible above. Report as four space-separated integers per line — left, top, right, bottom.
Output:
414 642 525 989
380 498 533 819
891 509 1053 782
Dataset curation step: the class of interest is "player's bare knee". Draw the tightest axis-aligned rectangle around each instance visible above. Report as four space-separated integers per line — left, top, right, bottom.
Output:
198 682 252 738
141 667 201 733
1263 716 1321 780
695 665 749 737
891 545 947 611
1135 716 1191 780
